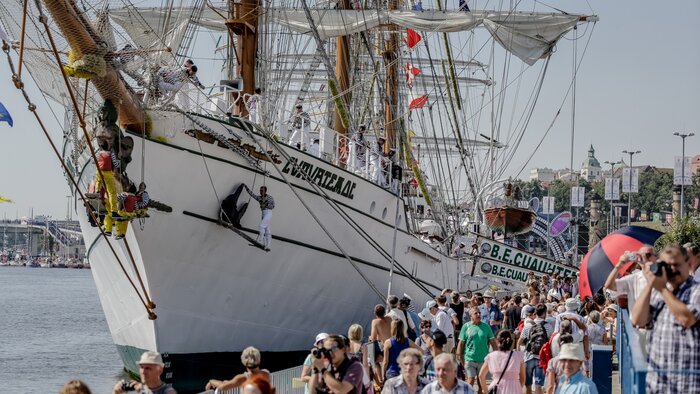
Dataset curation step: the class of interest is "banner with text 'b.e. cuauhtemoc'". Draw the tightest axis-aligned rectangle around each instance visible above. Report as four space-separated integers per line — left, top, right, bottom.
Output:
474 238 578 284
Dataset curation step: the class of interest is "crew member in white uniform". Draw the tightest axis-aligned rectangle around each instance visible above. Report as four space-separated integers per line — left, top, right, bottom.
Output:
369 136 393 187
246 88 262 124
289 104 311 149
244 185 274 251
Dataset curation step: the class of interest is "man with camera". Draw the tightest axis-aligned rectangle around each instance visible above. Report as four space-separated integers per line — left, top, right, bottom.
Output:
113 351 176 394
603 244 658 311
631 244 700 393
309 335 364 394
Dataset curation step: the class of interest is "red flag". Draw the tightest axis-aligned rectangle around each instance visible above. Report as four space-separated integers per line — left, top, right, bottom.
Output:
405 29 422 49
405 63 421 76
408 95 428 110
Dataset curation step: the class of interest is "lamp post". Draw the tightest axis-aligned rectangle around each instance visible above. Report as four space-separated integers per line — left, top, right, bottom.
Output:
604 160 621 234
621 150 641 226
673 132 694 220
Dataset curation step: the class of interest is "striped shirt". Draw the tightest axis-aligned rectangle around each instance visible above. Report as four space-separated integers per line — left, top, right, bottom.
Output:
646 277 700 393
246 188 275 210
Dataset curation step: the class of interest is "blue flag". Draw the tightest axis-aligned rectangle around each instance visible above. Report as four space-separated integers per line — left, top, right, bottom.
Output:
0 101 13 127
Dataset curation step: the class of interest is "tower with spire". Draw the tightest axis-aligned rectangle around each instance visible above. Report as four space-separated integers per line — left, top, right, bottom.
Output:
581 144 602 181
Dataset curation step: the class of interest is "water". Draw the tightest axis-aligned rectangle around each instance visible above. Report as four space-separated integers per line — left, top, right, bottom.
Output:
0 267 124 393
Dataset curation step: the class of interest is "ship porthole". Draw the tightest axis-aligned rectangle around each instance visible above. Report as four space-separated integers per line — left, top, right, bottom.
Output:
370 201 376 213
382 207 388 219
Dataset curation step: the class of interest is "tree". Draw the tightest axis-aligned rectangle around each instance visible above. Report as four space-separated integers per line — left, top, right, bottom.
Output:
656 216 700 249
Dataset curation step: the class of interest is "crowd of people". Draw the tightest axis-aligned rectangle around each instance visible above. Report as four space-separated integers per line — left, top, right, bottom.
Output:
293 282 611 394
55 243 699 394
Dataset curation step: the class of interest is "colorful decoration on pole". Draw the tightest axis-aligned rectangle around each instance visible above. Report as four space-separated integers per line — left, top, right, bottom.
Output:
549 211 571 236
0 101 13 127
578 226 663 298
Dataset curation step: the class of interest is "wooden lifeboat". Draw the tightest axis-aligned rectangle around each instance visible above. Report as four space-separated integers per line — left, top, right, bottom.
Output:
483 206 536 235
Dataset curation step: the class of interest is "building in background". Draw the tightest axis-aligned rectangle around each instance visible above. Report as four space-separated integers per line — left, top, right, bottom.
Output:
580 145 602 181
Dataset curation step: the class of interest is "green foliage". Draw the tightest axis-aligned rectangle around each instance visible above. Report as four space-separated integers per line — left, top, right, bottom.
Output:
656 216 700 249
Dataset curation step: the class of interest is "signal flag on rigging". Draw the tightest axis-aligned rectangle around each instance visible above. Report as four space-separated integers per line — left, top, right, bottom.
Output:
0 101 12 127
405 29 422 49
408 95 428 110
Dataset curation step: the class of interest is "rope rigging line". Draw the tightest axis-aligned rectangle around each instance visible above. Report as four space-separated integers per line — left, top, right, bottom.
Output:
235 121 436 297
32 1 158 315
513 21 597 179
2 39 156 320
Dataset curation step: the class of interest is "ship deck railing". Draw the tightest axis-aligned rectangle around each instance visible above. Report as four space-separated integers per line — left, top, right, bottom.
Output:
176 86 402 194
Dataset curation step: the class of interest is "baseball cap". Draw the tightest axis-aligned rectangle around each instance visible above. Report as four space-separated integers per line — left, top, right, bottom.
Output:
314 333 329 346
524 305 536 314
429 329 447 346
426 300 437 309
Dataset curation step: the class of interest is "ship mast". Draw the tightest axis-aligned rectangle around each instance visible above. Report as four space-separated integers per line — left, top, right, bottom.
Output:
333 0 351 135
383 0 399 153
226 0 258 116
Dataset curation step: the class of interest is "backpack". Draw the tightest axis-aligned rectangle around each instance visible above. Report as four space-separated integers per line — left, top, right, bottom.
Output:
538 334 555 372
526 321 549 355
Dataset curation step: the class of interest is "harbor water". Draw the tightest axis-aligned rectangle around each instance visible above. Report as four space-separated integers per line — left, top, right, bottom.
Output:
0 267 124 393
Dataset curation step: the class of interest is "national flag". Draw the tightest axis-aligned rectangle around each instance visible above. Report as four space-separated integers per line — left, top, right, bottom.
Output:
408 95 428 110
405 29 422 49
0 102 13 127
405 63 421 76
0 195 13 203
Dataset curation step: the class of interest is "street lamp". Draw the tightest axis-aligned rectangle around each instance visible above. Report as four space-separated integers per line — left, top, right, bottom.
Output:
673 132 695 219
622 150 641 226
604 160 622 234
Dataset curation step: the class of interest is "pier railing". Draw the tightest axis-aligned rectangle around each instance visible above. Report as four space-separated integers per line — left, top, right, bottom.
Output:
617 307 700 393
617 309 647 394
212 365 305 394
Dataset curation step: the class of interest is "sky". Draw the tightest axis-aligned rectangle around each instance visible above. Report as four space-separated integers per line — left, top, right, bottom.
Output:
0 0 699 218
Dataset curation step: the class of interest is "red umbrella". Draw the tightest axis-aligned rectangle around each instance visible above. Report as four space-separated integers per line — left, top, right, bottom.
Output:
579 226 663 298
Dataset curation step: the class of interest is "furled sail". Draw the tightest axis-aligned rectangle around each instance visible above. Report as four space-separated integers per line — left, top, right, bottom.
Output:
111 7 594 65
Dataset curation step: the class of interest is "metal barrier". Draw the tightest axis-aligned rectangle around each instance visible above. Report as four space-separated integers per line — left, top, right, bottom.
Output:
617 309 648 394
210 365 305 394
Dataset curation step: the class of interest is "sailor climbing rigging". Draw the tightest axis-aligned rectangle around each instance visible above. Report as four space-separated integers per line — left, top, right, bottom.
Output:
95 139 121 236
244 185 274 251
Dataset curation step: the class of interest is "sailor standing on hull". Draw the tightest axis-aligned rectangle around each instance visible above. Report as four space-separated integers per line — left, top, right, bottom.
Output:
289 104 311 150
244 185 274 251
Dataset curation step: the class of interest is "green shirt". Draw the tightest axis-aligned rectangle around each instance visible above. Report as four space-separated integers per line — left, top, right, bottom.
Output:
459 321 494 363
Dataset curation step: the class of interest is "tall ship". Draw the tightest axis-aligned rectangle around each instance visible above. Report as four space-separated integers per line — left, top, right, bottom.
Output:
0 0 595 390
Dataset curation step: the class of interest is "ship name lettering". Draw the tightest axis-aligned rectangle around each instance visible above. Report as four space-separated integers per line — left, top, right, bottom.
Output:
281 157 357 199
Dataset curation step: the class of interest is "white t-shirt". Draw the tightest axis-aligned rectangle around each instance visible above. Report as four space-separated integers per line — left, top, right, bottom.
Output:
433 308 454 337
387 308 415 336
615 270 648 311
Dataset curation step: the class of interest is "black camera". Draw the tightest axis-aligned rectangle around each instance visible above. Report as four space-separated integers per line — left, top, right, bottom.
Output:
650 260 675 278
121 382 135 392
312 347 331 359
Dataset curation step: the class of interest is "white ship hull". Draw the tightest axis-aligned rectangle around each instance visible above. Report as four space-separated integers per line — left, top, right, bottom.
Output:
73 110 461 390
